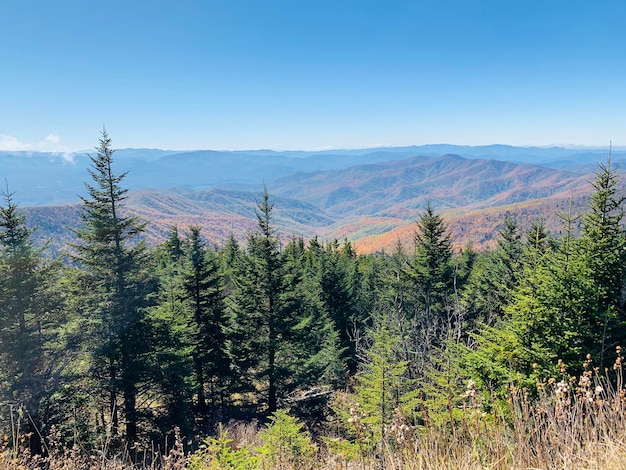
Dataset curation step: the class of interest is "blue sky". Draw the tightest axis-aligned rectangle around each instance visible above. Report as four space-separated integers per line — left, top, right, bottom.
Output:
1 0 625 151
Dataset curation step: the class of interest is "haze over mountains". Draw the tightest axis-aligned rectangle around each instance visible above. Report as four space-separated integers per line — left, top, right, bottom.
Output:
2 144 623 253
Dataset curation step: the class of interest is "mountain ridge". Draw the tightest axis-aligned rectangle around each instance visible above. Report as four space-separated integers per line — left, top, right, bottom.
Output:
2 143 624 207
17 152 617 254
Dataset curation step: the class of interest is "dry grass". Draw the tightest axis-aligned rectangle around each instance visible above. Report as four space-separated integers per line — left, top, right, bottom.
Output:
326 357 626 470
2 364 626 469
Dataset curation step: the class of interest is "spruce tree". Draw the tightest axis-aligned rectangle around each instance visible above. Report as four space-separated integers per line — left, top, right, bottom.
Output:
407 202 453 318
282 237 344 391
340 312 418 463
71 130 153 446
219 233 241 298
465 160 626 391
149 227 194 439
182 225 230 428
404 202 455 372
0 190 41 390
462 217 524 328
229 189 341 413
578 158 626 365
308 239 360 375
0 189 62 454
228 189 288 413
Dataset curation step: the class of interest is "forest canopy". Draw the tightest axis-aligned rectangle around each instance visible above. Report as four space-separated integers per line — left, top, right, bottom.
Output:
0 131 625 467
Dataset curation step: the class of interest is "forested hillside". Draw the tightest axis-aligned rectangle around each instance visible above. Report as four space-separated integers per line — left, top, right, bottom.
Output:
1 133 626 468
18 149 619 255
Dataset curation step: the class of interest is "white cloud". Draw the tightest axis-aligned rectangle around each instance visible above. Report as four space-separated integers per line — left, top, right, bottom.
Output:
45 133 60 144
55 151 75 164
0 133 75 162
0 134 34 151
38 133 64 151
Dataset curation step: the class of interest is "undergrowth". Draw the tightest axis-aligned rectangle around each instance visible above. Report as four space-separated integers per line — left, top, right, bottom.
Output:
2 354 625 469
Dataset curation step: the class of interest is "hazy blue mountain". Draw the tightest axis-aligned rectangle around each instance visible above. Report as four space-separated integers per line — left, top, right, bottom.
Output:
0 144 614 206
270 154 588 217
20 152 608 257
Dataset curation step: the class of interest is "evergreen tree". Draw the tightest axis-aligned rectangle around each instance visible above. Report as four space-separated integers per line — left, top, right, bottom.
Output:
282 237 344 390
228 189 341 413
462 217 523 328
228 188 284 412
308 239 360 375
162 225 184 262
578 158 626 365
404 202 455 372
149 227 194 439
219 233 241 298
465 160 626 393
406 202 453 316
71 130 154 445
339 312 418 462
182 225 230 428
0 189 62 454
507 161 626 373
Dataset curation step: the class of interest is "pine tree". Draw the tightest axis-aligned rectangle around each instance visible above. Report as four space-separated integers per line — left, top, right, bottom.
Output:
149 227 194 439
71 130 153 445
229 189 341 413
0 189 62 454
462 217 524 328
577 158 626 365
404 202 455 372
182 225 230 428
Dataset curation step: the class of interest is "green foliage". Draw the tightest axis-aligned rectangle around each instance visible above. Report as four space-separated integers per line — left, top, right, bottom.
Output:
461 322 537 399
182 226 230 428
336 313 419 459
188 427 259 470
256 410 316 469
577 159 626 365
5 139 626 464
406 201 454 318
282 238 344 390
228 189 342 413
462 217 524 328
149 226 195 438
227 188 285 411
305 238 360 375
508 160 626 374
403 202 459 377
70 130 155 445
0 188 64 454
463 159 626 402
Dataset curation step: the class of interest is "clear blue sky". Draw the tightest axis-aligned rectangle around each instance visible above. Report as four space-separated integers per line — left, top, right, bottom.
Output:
1 0 625 152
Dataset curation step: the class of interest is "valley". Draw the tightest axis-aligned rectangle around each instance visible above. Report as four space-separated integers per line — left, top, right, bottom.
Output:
11 145 620 254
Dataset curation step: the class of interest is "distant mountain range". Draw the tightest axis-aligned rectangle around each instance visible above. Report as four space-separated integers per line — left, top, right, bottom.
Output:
1 144 623 207
8 144 622 254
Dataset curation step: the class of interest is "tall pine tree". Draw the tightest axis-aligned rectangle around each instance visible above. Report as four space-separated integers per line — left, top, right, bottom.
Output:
71 130 153 446
228 189 341 413
182 226 230 428
577 158 626 366
0 189 62 454
404 202 455 373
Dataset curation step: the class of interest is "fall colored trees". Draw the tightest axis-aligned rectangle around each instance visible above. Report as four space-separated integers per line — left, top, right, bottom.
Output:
1 131 625 461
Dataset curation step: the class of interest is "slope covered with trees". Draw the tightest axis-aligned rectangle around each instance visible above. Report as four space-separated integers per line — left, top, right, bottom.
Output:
1 132 625 468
